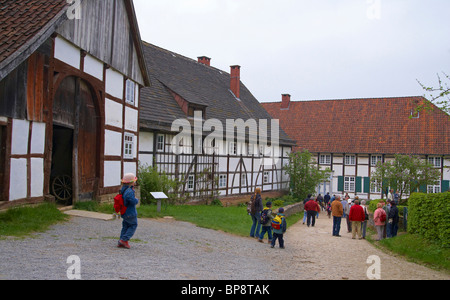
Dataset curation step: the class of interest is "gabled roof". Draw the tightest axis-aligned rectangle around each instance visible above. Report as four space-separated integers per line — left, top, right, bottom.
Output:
262 96 450 155
0 0 150 86
140 42 295 146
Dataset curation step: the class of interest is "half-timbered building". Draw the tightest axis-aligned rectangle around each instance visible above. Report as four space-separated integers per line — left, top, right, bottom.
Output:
0 0 149 208
139 42 295 202
262 95 450 200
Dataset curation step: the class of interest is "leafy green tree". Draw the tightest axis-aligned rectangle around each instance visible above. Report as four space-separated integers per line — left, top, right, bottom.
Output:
284 150 331 200
370 154 441 200
417 72 449 116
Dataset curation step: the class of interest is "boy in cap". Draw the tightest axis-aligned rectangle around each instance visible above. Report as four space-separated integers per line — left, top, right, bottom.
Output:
271 208 287 249
118 173 139 249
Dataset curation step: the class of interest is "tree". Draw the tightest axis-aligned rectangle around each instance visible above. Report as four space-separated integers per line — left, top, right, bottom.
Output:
370 154 441 200
284 150 331 200
417 72 450 116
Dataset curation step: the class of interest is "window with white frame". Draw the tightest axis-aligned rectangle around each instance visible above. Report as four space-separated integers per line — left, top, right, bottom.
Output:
219 174 227 188
344 176 355 192
371 155 383 166
345 155 356 165
263 171 270 184
124 133 134 159
428 157 441 168
125 80 135 105
319 154 331 165
187 175 195 191
157 134 164 152
229 142 237 155
370 179 382 193
427 181 441 194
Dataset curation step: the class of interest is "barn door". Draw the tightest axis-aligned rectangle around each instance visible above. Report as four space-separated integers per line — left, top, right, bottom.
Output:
52 76 99 204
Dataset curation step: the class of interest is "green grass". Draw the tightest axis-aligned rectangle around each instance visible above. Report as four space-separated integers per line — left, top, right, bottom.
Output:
0 203 68 238
366 229 450 273
74 201 303 237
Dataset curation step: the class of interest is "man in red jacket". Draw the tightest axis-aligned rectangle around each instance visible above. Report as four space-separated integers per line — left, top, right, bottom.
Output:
349 199 365 240
304 197 320 227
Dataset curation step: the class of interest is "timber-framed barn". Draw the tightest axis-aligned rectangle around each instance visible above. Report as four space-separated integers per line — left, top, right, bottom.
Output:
0 0 150 209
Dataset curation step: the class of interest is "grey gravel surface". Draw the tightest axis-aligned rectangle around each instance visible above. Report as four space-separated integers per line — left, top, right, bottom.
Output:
0 215 449 280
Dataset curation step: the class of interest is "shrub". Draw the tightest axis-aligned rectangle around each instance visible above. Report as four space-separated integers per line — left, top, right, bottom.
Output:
138 164 177 205
408 192 450 248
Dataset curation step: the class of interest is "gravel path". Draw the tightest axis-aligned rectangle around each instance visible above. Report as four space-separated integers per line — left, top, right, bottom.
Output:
0 214 448 280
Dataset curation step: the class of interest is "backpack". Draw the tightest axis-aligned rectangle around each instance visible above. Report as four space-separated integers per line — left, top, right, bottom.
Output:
260 208 271 225
272 215 284 230
379 210 387 222
114 187 130 215
247 195 256 215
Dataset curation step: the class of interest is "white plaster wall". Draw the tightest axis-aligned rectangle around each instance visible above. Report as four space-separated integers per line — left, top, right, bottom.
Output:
84 54 104 81
139 154 153 168
30 122 46 154
30 158 44 198
105 98 123 128
11 119 29 155
9 158 27 201
139 132 154 152
123 162 137 178
357 165 369 177
125 107 138 132
104 161 121 187
104 130 122 156
105 68 124 99
54 36 80 70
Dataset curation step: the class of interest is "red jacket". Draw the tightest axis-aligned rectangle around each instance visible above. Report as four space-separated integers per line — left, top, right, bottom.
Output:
304 200 320 212
349 204 365 222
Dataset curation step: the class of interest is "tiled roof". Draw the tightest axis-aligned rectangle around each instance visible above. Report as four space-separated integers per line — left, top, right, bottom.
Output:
0 0 67 65
140 42 295 146
262 97 450 155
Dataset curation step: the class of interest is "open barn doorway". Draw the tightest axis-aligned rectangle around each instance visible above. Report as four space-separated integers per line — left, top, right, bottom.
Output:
51 76 100 205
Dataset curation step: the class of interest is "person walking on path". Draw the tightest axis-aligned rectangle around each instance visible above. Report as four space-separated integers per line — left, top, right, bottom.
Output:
271 208 287 249
373 202 387 241
341 197 350 233
259 202 274 244
360 200 369 239
349 199 365 240
118 173 139 249
304 197 320 227
387 201 400 238
302 194 312 224
331 195 343 237
249 188 263 238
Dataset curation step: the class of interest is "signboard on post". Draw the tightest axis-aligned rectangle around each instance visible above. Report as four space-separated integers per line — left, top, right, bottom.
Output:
151 192 168 213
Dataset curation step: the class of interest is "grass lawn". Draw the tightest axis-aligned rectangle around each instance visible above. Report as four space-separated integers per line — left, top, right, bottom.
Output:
74 201 303 237
0 203 68 238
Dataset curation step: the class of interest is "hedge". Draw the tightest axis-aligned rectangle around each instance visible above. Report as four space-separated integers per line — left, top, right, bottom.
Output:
408 192 450 248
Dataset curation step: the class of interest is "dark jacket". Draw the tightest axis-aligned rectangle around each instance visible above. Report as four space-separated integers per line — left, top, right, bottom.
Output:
253 194 263 214
388 205 399 224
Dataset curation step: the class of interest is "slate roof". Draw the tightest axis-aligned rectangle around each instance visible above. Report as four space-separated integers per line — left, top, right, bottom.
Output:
140 41 295 146
262 97 450 155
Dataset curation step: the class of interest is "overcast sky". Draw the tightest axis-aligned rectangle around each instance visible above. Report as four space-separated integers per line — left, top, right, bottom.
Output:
133 0 450 103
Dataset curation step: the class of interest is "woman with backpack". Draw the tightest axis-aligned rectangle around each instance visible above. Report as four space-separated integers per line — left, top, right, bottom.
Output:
249 188 263 238
373 202 387 241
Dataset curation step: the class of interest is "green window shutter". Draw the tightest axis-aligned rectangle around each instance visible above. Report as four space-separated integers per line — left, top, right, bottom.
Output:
364 177 371 194
419 184 427 193
355 177 362 193
442 180 450 193
338 176 344 192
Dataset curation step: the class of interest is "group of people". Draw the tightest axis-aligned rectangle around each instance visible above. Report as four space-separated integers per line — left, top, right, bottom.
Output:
248 188 287 249
330 194 399 241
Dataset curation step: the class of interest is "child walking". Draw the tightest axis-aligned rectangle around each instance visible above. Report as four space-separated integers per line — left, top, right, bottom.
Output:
118 173 139 249
258 202 273 244
271 208 287 249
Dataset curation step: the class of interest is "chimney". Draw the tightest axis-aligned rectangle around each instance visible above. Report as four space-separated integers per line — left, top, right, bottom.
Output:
281 94 291 109
198 56 211 66
230 65 241 99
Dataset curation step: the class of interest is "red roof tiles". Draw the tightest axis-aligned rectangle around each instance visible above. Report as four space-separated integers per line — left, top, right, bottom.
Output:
262 97 450 155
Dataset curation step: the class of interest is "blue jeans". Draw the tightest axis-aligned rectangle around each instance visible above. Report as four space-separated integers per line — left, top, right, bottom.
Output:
259 226 273 241
387 222 398 238
120 215 138 242
250 212 261 237
332 216 342 236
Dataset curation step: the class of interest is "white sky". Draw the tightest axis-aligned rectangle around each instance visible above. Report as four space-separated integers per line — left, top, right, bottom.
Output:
133 0 450 103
